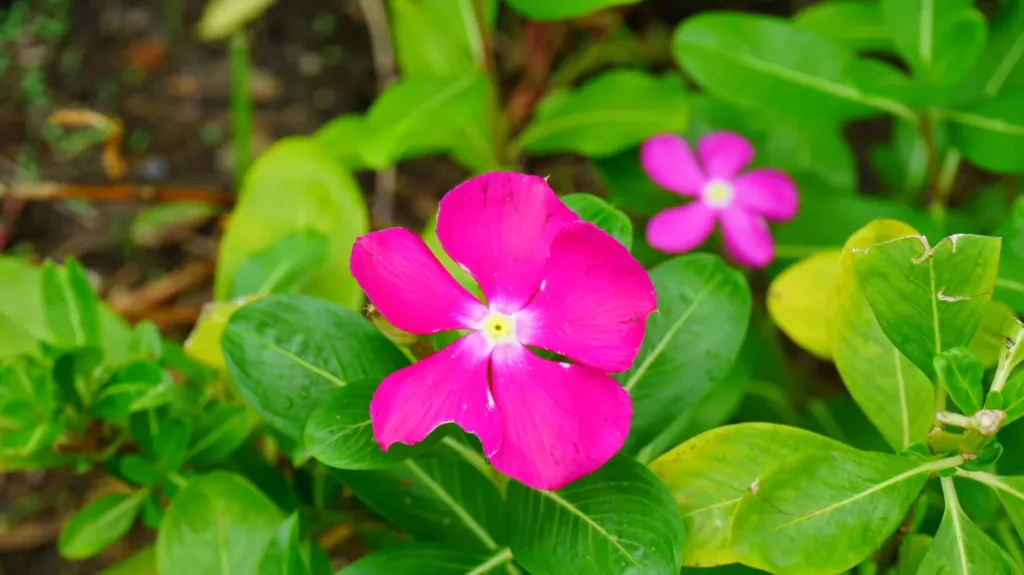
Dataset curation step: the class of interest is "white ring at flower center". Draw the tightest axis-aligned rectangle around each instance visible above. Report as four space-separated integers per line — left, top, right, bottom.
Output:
702 179 734 209
478 310 517 345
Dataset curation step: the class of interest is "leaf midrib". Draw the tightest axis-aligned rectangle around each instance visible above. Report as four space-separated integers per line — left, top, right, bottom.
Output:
539 489 644 571
404 460 498 550
240 330 347 388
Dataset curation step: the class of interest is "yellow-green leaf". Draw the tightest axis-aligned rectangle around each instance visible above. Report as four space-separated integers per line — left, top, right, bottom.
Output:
766 250 839 360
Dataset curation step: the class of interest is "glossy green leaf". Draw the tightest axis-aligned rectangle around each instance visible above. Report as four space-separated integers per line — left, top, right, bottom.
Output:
334 451 505 550
515 70 688 158
229 231 328 297
766 250 839 360
186 405 259 467
157 472 283 574
830 220 934 451
882 0 986 86
794 1 892 53
222 295 409 438
258 513 310 575
853 233 1001 379
651 423 849 566
561 193 633 250
59 490 148 559
42 258 101 350
619 254 751 455
215 137 367 308
673 13 905 120
91 361 172 421
915 477 1022 574
196 0 274 40
340 545 512 575
959 471 1024 546
154 419 192 472
960 0 1024 99
505 0 639 21
730 452 960 575
305 384 408 470
392 0 496 76
508 456 682 575
948 98 1024 173
970 300 1017 368
935 348 985 414
358 74 488 169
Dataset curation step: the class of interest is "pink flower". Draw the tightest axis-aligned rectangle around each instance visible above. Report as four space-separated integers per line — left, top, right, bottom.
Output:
350 172 656 490
641 131 799 268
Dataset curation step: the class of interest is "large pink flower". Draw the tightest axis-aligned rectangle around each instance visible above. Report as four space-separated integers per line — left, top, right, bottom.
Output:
641 131 799 268
350 172 656 490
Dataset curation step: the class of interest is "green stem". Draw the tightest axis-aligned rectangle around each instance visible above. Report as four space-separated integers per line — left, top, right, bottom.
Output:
229 30 253 187
991 321 1024 395
935 411 972 429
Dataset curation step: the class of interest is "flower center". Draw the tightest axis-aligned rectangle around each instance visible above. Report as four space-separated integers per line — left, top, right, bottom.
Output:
480 311 516 343
702 179 734 209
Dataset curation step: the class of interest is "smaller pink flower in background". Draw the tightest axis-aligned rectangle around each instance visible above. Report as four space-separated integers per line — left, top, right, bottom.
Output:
641 131 799 269
350 172 657 491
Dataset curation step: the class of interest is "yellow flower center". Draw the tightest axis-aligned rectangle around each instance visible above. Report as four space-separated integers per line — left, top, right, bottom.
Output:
481 312 516 343
702 179 734 208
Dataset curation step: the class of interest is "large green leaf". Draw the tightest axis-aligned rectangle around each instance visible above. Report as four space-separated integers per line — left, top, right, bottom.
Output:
229 231 328 298
673 13 909 120
934 348 985 414
561 194 633 250
766 250 840 360
305 383 408 470
157 472 283 575
257 514 311 575
508 456 683 575
222 295 409 438
650 423 849 566
340 545 513 575
915 477 1022 574
505 0 639 21
730 452 961 575
333 452 505 551
619 254 751 455
958 0 1024 99
186 404 259 467
830 220 935 451
853 233 1001 380
881 0 985 87
794 1 893 53
958 470 1024 545
59 490 148 559
515 70 689 158
947 97 1024 174
214 137 368 309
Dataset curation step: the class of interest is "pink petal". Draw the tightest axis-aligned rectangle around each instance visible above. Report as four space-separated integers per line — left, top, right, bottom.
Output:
645 201 716 254
640 134 705 196
435 172 578 313
720 209 775 269
517 222 656 373
370 333 501 456
487 344 632 490
698 131 754 179
351 228 488 334
731 169 799 222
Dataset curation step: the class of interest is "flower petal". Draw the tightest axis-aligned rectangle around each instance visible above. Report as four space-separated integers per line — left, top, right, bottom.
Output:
488 345 631 490
351 228 487 334
720 208 774 269
370 333 501 456
518 222 656 373
640 134 705 196
732 169 799 221
698 131 754 179
436 172 578 313
645 201 716 254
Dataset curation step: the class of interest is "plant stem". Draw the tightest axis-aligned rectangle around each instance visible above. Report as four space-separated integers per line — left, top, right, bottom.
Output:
229 30 253 188
935 411 972 429
991 319 1024 394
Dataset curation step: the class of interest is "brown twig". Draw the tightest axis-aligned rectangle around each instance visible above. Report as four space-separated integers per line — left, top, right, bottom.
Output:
1 182 234 206
108 260 215 319
358 0 399 228
505 22 554 135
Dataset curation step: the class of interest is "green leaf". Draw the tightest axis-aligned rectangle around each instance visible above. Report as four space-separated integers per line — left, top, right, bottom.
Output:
358 74 488 169
339 545 513 575
91 361 172 421
196 0 274 40
42 258 101 350
561 194 633 250
730 452 960 575
620 254 751 455
157 472 284 574
59 490 148 559
505 0 639 21
948 97 1024 174
333 452 505 550
222 295 409 438
391 0 494 76
229 231 328 297
970 300 1017 369
935 348 985 414
154 419 192 472
882 0 986 87
313 115 365 169
183 298 253 371
853 233 1001 380
214 137 368 309
515 70 689 158
959 471 1024 545
766 250 840 360
187 405 259 467
673 13 907 120
258 514 311 575
650 423 849 566
305 384 407 470
794 1 893 53
915 477 1022 574
959 0 1024 99
830 219 934 452
508 456 683 575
